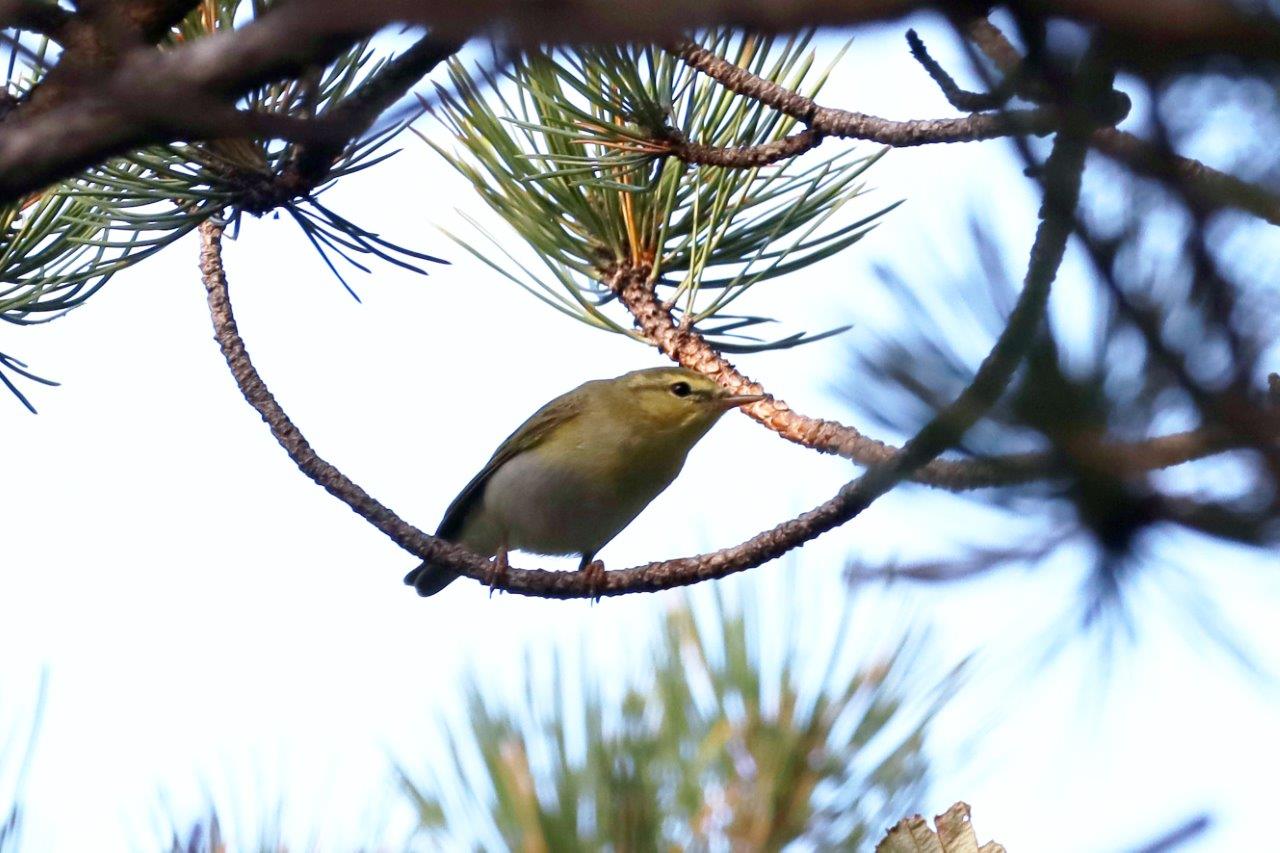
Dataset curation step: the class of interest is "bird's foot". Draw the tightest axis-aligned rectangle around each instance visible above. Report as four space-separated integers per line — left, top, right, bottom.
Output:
486 548 509 598
583 559 607 604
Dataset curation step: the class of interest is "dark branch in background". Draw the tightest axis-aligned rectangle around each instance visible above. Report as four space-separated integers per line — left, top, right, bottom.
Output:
0 2 462 202
290 34 463 186
955 17 1280 476
17 0 202 115
217 0 1280 59
1073 206 1280 484
1132 815 1212 853
0 1 377 200
961 17 1280 227
200 96 1085 596
0 0 1277 201
0 0 70 39
1091 129 1280 227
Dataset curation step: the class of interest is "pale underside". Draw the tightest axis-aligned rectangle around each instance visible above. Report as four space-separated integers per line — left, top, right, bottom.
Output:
407 368 734 595
456 432 687 560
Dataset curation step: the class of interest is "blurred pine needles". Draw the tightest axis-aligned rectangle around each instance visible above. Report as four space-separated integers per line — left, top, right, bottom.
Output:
401 591 954 850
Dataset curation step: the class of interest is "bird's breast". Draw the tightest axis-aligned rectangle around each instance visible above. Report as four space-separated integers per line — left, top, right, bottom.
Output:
476 430 685 556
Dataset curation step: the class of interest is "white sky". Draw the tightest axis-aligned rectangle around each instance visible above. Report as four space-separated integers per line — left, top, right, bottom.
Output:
2 14 1279 852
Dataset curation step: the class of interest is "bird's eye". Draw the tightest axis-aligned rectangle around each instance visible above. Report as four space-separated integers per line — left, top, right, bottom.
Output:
669 381 692 397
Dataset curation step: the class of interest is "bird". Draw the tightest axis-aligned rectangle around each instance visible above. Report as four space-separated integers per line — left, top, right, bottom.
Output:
405 366 763 596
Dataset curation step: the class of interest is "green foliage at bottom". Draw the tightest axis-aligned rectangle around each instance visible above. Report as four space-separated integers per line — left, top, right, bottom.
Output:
403 590 954 850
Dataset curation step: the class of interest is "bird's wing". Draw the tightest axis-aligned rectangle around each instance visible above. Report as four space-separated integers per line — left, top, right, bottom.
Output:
436 393 583 541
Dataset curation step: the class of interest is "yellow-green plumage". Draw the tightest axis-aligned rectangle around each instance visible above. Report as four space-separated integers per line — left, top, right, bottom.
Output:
405 367 760 596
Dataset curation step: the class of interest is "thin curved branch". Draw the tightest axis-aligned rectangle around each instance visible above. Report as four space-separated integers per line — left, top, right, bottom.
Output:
199 110 1077 596
200 213 903 597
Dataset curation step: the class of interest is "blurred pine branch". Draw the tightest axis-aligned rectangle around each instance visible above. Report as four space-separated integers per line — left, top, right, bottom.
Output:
402 589 956 850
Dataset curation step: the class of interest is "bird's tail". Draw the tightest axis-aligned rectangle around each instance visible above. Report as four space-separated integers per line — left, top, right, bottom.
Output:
404 562 458 597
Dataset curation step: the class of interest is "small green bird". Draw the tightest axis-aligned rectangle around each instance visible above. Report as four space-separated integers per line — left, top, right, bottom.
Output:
405 366 762 596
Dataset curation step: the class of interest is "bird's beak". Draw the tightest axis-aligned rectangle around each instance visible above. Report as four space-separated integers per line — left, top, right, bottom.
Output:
714 391 765 409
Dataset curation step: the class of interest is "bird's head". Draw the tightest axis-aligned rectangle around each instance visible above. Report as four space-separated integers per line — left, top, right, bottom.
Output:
610 366 763 435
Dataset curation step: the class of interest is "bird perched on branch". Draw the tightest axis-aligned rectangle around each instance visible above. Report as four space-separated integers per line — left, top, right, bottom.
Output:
405 366 763 596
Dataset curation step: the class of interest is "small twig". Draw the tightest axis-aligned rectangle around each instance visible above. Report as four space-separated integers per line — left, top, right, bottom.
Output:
905 28 1013 111
964 17 1024 77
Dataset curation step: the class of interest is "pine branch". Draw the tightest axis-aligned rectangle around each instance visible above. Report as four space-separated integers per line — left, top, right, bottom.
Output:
0 2 376 201
670 39 1063 148
199 106 1084 596
614 251 1243 489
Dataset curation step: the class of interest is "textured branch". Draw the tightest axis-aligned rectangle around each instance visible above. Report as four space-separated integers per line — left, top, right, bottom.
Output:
614 264 1239 489
671 39 1062 148
660 127 826 167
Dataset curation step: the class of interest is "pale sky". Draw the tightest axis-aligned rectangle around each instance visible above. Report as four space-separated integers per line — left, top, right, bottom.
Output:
2 14 1278 852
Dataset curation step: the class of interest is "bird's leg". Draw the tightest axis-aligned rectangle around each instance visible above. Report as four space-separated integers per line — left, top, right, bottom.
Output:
579 552 606 604
487 542 509 598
